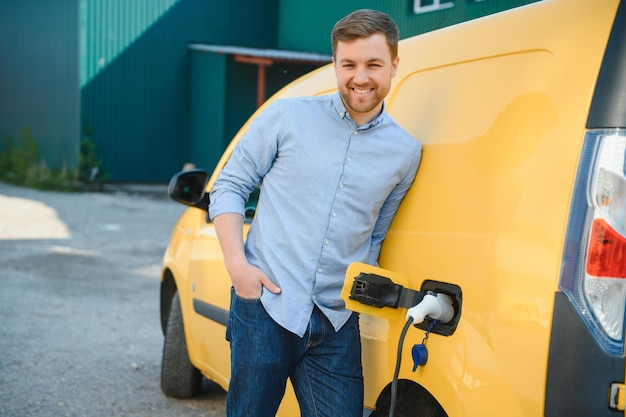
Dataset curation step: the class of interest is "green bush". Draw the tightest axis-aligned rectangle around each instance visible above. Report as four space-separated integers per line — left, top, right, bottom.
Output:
0 126 106 191
78 134 107 183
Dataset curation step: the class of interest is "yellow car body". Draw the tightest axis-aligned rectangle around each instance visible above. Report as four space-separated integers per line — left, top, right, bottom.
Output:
160 0 626 415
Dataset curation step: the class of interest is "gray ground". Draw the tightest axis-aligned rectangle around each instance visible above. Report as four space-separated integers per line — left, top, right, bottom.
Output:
0 182 226 417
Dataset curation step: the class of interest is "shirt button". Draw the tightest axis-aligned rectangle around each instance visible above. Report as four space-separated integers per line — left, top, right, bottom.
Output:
318 268 323 273
347 157 352 162
324 239 330 245
332 211 337 217
339 183 344 189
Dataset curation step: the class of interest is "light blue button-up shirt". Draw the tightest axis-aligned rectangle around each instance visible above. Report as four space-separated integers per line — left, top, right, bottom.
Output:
209 92 421 337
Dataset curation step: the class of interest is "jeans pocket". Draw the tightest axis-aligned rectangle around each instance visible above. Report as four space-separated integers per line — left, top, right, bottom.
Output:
235 293 261 303
230 285 262 303
228 287 265 342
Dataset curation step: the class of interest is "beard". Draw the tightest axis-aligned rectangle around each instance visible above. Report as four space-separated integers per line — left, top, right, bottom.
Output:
339 85 386 117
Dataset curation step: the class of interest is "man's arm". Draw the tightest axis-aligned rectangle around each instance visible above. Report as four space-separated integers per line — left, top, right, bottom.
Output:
368 145 421 264
213 212 281 299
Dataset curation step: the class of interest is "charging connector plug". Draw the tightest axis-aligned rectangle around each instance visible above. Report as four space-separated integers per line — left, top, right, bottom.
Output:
406 292 454 325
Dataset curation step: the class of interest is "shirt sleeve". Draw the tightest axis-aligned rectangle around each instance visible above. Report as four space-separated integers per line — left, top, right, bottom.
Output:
209 101 282 220
367 142 422 264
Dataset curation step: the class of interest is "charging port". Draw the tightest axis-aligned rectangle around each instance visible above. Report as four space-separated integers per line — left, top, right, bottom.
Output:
349 273 404 308
348 270 462 337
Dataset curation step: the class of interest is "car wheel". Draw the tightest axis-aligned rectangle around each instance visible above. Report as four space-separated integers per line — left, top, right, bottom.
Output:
161 292 202 398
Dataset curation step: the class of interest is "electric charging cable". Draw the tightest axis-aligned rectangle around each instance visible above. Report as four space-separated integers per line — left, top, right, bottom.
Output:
389 292 454 417
389 317 413 417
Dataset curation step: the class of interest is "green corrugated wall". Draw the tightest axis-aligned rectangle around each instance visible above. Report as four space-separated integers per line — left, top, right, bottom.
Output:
80 0 279 181
80 0 181 88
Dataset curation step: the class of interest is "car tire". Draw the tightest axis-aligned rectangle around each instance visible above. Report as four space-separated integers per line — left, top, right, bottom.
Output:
161 292 202 398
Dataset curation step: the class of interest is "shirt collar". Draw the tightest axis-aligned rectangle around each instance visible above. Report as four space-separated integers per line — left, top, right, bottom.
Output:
331 92 385 130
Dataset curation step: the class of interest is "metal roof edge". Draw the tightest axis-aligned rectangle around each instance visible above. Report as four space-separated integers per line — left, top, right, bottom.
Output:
188 43 332 63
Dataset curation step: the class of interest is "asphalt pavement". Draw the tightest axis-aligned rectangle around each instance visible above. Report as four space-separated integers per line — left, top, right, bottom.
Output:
0 182 227 417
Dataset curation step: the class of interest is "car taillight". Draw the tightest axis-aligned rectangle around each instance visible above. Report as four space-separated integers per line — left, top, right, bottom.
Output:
586 218 626 278
560 129 626 355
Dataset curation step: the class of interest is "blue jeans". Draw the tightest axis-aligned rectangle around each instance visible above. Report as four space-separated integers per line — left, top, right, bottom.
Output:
226 290 364 417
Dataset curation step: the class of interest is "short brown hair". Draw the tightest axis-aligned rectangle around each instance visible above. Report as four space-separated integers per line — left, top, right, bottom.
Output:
331 9 399 60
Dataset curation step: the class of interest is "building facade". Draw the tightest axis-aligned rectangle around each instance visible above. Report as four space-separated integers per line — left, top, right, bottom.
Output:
0 0 538 182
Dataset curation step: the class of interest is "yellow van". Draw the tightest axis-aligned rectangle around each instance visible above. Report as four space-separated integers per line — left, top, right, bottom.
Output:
160 0 626 415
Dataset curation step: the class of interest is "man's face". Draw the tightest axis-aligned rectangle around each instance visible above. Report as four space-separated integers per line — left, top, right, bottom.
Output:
333 33 399 125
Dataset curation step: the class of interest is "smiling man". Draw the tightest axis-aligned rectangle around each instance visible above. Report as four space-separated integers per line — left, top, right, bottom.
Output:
209 9 422 417
334 32 398 125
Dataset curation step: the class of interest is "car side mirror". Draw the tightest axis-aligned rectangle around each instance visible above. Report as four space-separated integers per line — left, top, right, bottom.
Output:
167 169 209 211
